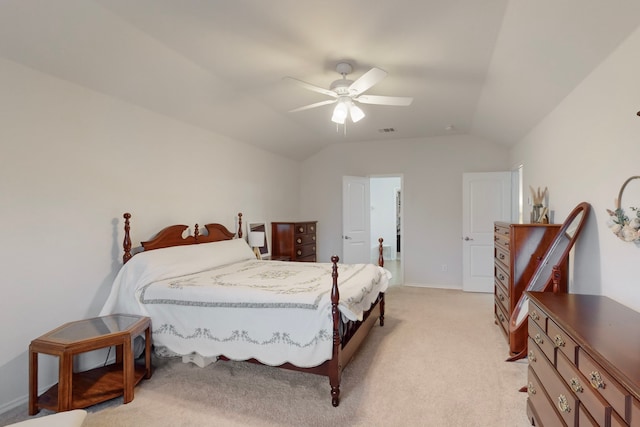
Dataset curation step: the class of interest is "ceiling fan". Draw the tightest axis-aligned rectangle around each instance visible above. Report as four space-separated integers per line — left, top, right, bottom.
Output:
285 62 413 125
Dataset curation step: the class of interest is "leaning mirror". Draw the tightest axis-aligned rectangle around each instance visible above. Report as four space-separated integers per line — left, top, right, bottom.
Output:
507 202 591 361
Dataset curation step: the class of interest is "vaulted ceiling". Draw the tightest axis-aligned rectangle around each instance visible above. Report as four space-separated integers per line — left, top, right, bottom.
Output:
1 1 639 160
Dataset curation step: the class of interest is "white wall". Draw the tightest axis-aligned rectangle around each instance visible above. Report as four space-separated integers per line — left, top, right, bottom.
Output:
299 135 510 287
0 58 300 411
510 26 640 310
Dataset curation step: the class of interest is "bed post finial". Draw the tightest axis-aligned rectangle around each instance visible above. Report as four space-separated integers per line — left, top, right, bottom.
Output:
378 238 384 267
237 212 243 239
123 213 132 264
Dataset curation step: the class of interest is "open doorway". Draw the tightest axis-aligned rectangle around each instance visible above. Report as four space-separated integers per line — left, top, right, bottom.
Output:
370 176 403 285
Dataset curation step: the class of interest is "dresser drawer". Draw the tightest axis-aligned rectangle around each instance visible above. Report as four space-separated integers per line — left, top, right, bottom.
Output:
295 244 316 258
529 338 577 427
528 301 547 332
578 348 630 423
529 319 555 364
611 410 627 427
495 299 509 336
494 234 510 251
527 337 545 371
547 318 578 364
579 404 599 427
295 223 315 235
294 234 316 245
495 246 510 270
557 349 611 427
495 282 509 314
495 263 509 291
527 367 566 427
632 398 640 426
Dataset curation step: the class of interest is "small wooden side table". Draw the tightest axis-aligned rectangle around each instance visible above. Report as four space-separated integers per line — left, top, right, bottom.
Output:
29 314 152 414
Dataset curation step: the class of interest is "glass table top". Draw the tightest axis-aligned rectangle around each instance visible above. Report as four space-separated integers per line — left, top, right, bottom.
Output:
43 314 145 343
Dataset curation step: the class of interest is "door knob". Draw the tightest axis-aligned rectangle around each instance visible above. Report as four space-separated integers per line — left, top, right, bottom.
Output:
464 236 474 241
343 236 352 240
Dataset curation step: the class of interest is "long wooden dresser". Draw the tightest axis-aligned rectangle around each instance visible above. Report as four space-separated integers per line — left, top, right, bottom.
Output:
271 221 317 262
526 291 640 426
494 222 567 358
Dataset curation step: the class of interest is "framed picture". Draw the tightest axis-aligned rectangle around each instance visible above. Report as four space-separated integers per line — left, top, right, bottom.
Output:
248 222 270 258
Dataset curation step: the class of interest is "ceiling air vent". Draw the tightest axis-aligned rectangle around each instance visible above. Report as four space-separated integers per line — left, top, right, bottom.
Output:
378 128 396 133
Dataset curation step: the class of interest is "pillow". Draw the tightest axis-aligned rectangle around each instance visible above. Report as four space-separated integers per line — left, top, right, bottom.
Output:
131 238 256 275
100 239 255 316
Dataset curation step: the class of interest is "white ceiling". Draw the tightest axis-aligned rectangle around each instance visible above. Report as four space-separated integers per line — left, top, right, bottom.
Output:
1 1 639 160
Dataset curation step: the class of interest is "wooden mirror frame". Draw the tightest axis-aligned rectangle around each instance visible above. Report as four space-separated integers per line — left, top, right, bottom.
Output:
507 201 591 361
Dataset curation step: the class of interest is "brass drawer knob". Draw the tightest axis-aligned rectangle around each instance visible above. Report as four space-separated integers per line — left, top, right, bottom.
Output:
297 238 302 244
534 334 544 345
309 226 314 232
298 227 304 233
530 311 540 321
589 371 605 390
297 250 302 256
499 294 505 301
554 335 565 348
499 253 505 260
557 394 571 413
498 273 505 280
570 378 583 393
312 236 316 241
527 350 536 363
498 313 505 322
527 382 536 395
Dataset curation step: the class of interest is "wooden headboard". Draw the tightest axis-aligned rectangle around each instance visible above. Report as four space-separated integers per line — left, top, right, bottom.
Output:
122 212 243 264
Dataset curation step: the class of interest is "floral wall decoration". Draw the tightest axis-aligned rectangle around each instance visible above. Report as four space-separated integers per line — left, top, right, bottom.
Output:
606 175 640 243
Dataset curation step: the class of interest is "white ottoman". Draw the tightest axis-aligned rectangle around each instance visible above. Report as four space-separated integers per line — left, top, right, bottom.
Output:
6 410 87 427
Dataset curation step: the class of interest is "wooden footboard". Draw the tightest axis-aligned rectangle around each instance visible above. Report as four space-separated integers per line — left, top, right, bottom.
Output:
327 247 385 407
120 212 386 407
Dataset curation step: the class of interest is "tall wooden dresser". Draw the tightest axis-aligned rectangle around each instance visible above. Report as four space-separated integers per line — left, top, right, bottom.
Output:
526 292 640 426
494 222 567 358
271 221 317 262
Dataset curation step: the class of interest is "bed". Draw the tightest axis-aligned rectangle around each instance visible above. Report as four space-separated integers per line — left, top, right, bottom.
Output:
100 212 390 407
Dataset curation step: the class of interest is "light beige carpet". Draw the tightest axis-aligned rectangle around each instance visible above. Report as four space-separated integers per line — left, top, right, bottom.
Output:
2 287 531 427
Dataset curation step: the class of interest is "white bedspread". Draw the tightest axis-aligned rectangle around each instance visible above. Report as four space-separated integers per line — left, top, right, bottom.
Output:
100 239 390 367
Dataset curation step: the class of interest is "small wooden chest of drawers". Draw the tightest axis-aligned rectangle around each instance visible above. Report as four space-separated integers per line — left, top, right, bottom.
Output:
526 292 640 426
494 222 566 357
271 222 317 262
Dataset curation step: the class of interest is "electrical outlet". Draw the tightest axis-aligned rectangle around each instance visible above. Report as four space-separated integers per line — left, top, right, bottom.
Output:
441 264 448 272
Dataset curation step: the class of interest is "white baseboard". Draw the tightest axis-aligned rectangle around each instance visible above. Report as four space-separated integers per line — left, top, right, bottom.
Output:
401 283 462 290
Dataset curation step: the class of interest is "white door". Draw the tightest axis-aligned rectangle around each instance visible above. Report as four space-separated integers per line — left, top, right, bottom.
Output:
462 172 511 292
342 176 370 264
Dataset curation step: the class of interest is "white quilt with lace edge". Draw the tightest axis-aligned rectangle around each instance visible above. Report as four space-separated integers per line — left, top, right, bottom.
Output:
100 239 390 367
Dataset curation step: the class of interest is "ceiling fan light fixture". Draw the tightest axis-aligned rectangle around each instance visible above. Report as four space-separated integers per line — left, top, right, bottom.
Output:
286 61 411 128
349 103 365 123
331 99 349 124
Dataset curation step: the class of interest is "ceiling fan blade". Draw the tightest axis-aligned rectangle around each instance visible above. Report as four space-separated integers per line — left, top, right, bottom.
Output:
283 76 337 98
348 67 388 95
289 99 336 113
355 95 413 106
